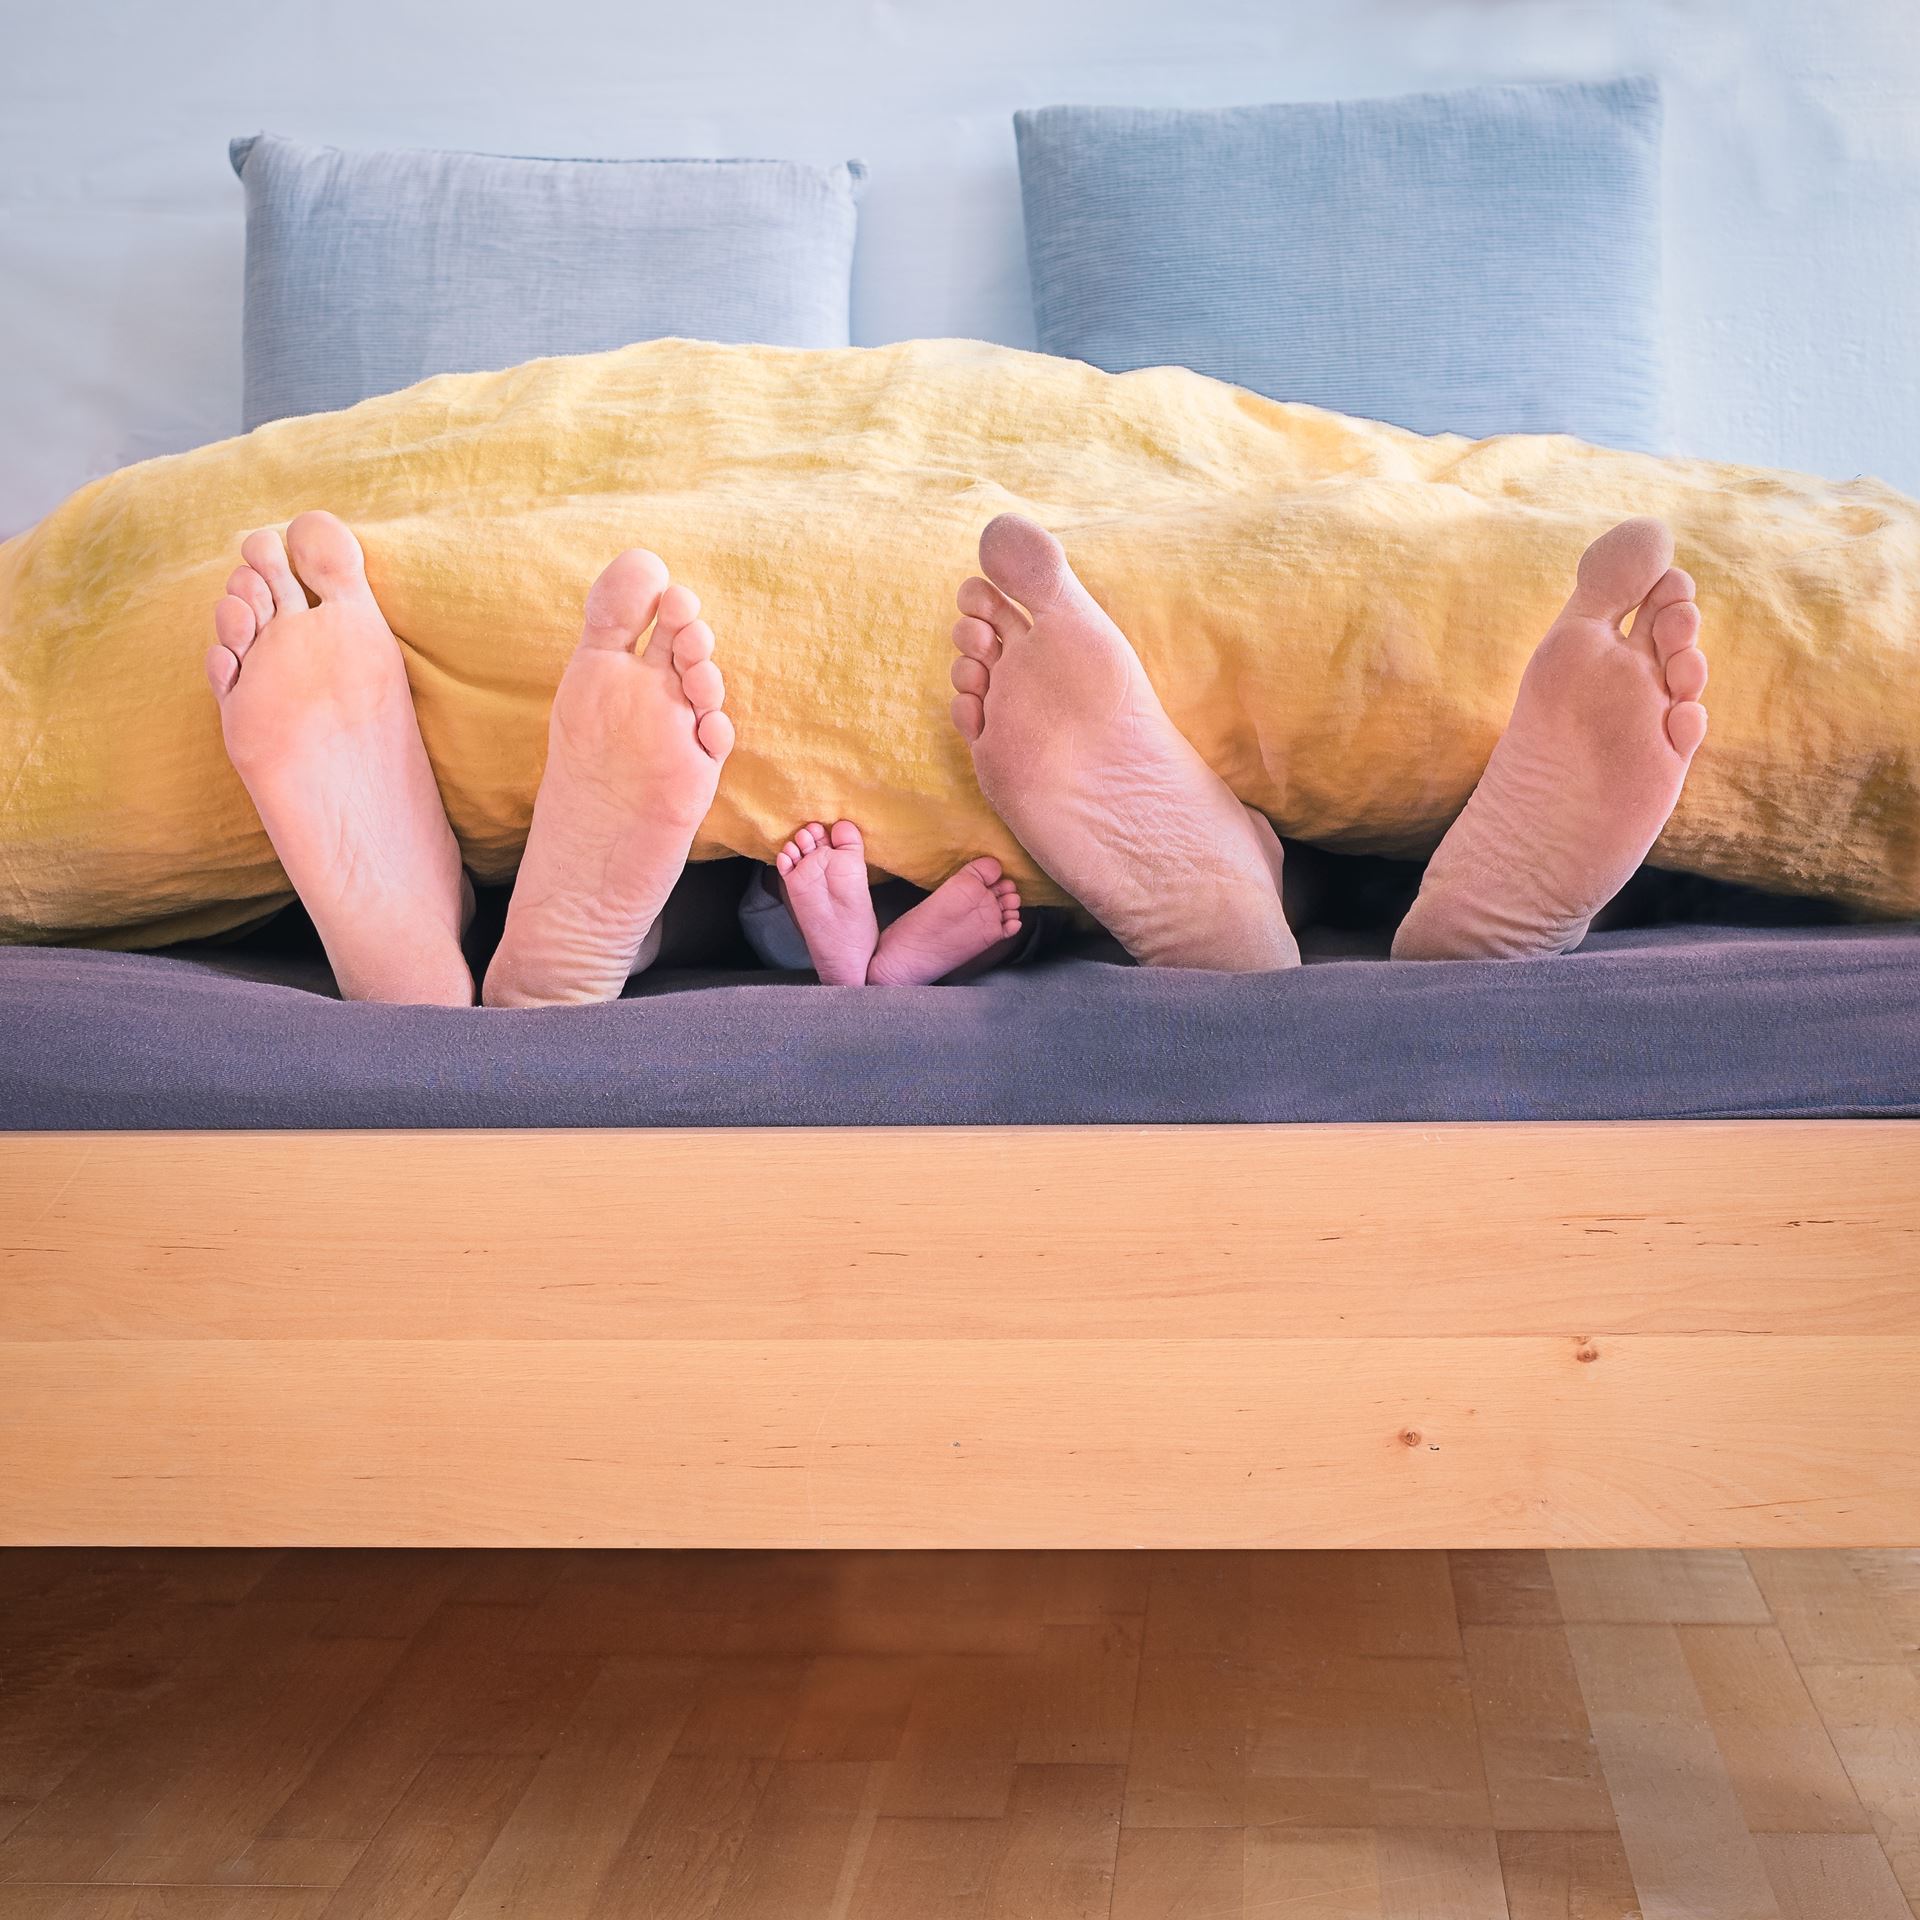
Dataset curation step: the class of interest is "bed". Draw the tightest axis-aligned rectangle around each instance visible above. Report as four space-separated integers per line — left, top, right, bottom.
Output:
4 879 1917 1549
3 91 1916 1554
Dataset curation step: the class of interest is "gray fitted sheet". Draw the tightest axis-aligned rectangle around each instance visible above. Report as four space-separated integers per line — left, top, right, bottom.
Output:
1 918 1915 1128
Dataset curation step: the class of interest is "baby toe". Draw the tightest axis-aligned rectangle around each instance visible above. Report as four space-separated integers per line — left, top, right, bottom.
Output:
204 642 240 697
1667 699 1709 757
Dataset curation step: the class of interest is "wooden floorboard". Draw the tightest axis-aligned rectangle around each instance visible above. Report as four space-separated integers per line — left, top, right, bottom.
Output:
1 1547 1917 1918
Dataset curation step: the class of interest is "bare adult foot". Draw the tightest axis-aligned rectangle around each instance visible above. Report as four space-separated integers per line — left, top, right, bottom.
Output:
483 552 733 1008
869 858 1023 987
206 512 472 1005
950 515 1298 971
776 820 880 985
1392 517 1709 961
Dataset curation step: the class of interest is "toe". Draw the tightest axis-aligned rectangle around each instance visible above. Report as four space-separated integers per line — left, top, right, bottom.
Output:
581 549 670 652
979 512 1083 617
951 692 985 742
204 643 240 698
1638 566 1696 625
956 577 1028 641
964 856 1002 887
680 659 724 714
1649 598 1702 665
285 510 371 602
227 565 274 626
213 593 258 660
240 528 307 616
695 708 734 762
670 618 716 669
1666 699 1709 758
776 840 799 873
1571 517 1675 625
953 616 1003 664
644 583 702 663
828 820 864 854
952 656 990 697
1665 644 1709 703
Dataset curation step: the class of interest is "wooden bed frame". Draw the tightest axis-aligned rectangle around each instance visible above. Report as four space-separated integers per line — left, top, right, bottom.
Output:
2 1120 1915 1549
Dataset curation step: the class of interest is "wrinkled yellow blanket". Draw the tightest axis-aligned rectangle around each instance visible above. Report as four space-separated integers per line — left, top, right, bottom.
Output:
3 337 1916 946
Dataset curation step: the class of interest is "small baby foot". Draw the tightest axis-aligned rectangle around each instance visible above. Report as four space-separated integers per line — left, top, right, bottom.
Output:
951 514 1298 971
483 553 733 1007
206 511 472 1005
777 820 880 985
1392 517 1710 961
868 858 1022 986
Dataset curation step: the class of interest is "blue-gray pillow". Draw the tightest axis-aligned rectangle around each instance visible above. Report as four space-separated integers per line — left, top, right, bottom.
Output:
1014 79 1663 450
231 134 866 427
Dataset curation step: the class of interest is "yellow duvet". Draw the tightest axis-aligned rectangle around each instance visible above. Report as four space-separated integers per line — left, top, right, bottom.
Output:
2 336 1916 946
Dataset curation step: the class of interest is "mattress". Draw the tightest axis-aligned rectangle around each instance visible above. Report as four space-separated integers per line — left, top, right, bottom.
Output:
2 901 1914 1129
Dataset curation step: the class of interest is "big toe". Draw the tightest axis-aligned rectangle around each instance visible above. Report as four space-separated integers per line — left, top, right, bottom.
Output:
285 510 371 601
828 820 865 854
581 549 671 651
979 513 1078 615
1572 517 1675 624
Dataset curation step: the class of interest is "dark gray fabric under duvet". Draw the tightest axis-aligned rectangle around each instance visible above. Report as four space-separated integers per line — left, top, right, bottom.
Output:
1 921 1915 1128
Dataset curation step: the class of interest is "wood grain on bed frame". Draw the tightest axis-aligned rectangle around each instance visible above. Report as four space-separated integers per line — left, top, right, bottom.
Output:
2 1122 1915 1548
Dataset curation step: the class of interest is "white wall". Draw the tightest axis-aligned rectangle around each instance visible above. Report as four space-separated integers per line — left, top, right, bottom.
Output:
3 0 1916 534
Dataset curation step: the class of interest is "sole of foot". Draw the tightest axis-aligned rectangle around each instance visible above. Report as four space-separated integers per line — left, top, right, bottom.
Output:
868 857 1023 986
950 514 1298 972
1391 516 1709 962
206 511 473 1005
777 819 882 985
482 551 733 1008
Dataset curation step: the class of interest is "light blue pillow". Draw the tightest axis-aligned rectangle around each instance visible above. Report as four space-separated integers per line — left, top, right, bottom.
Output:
1014 79 1663 450
231 134 866 427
